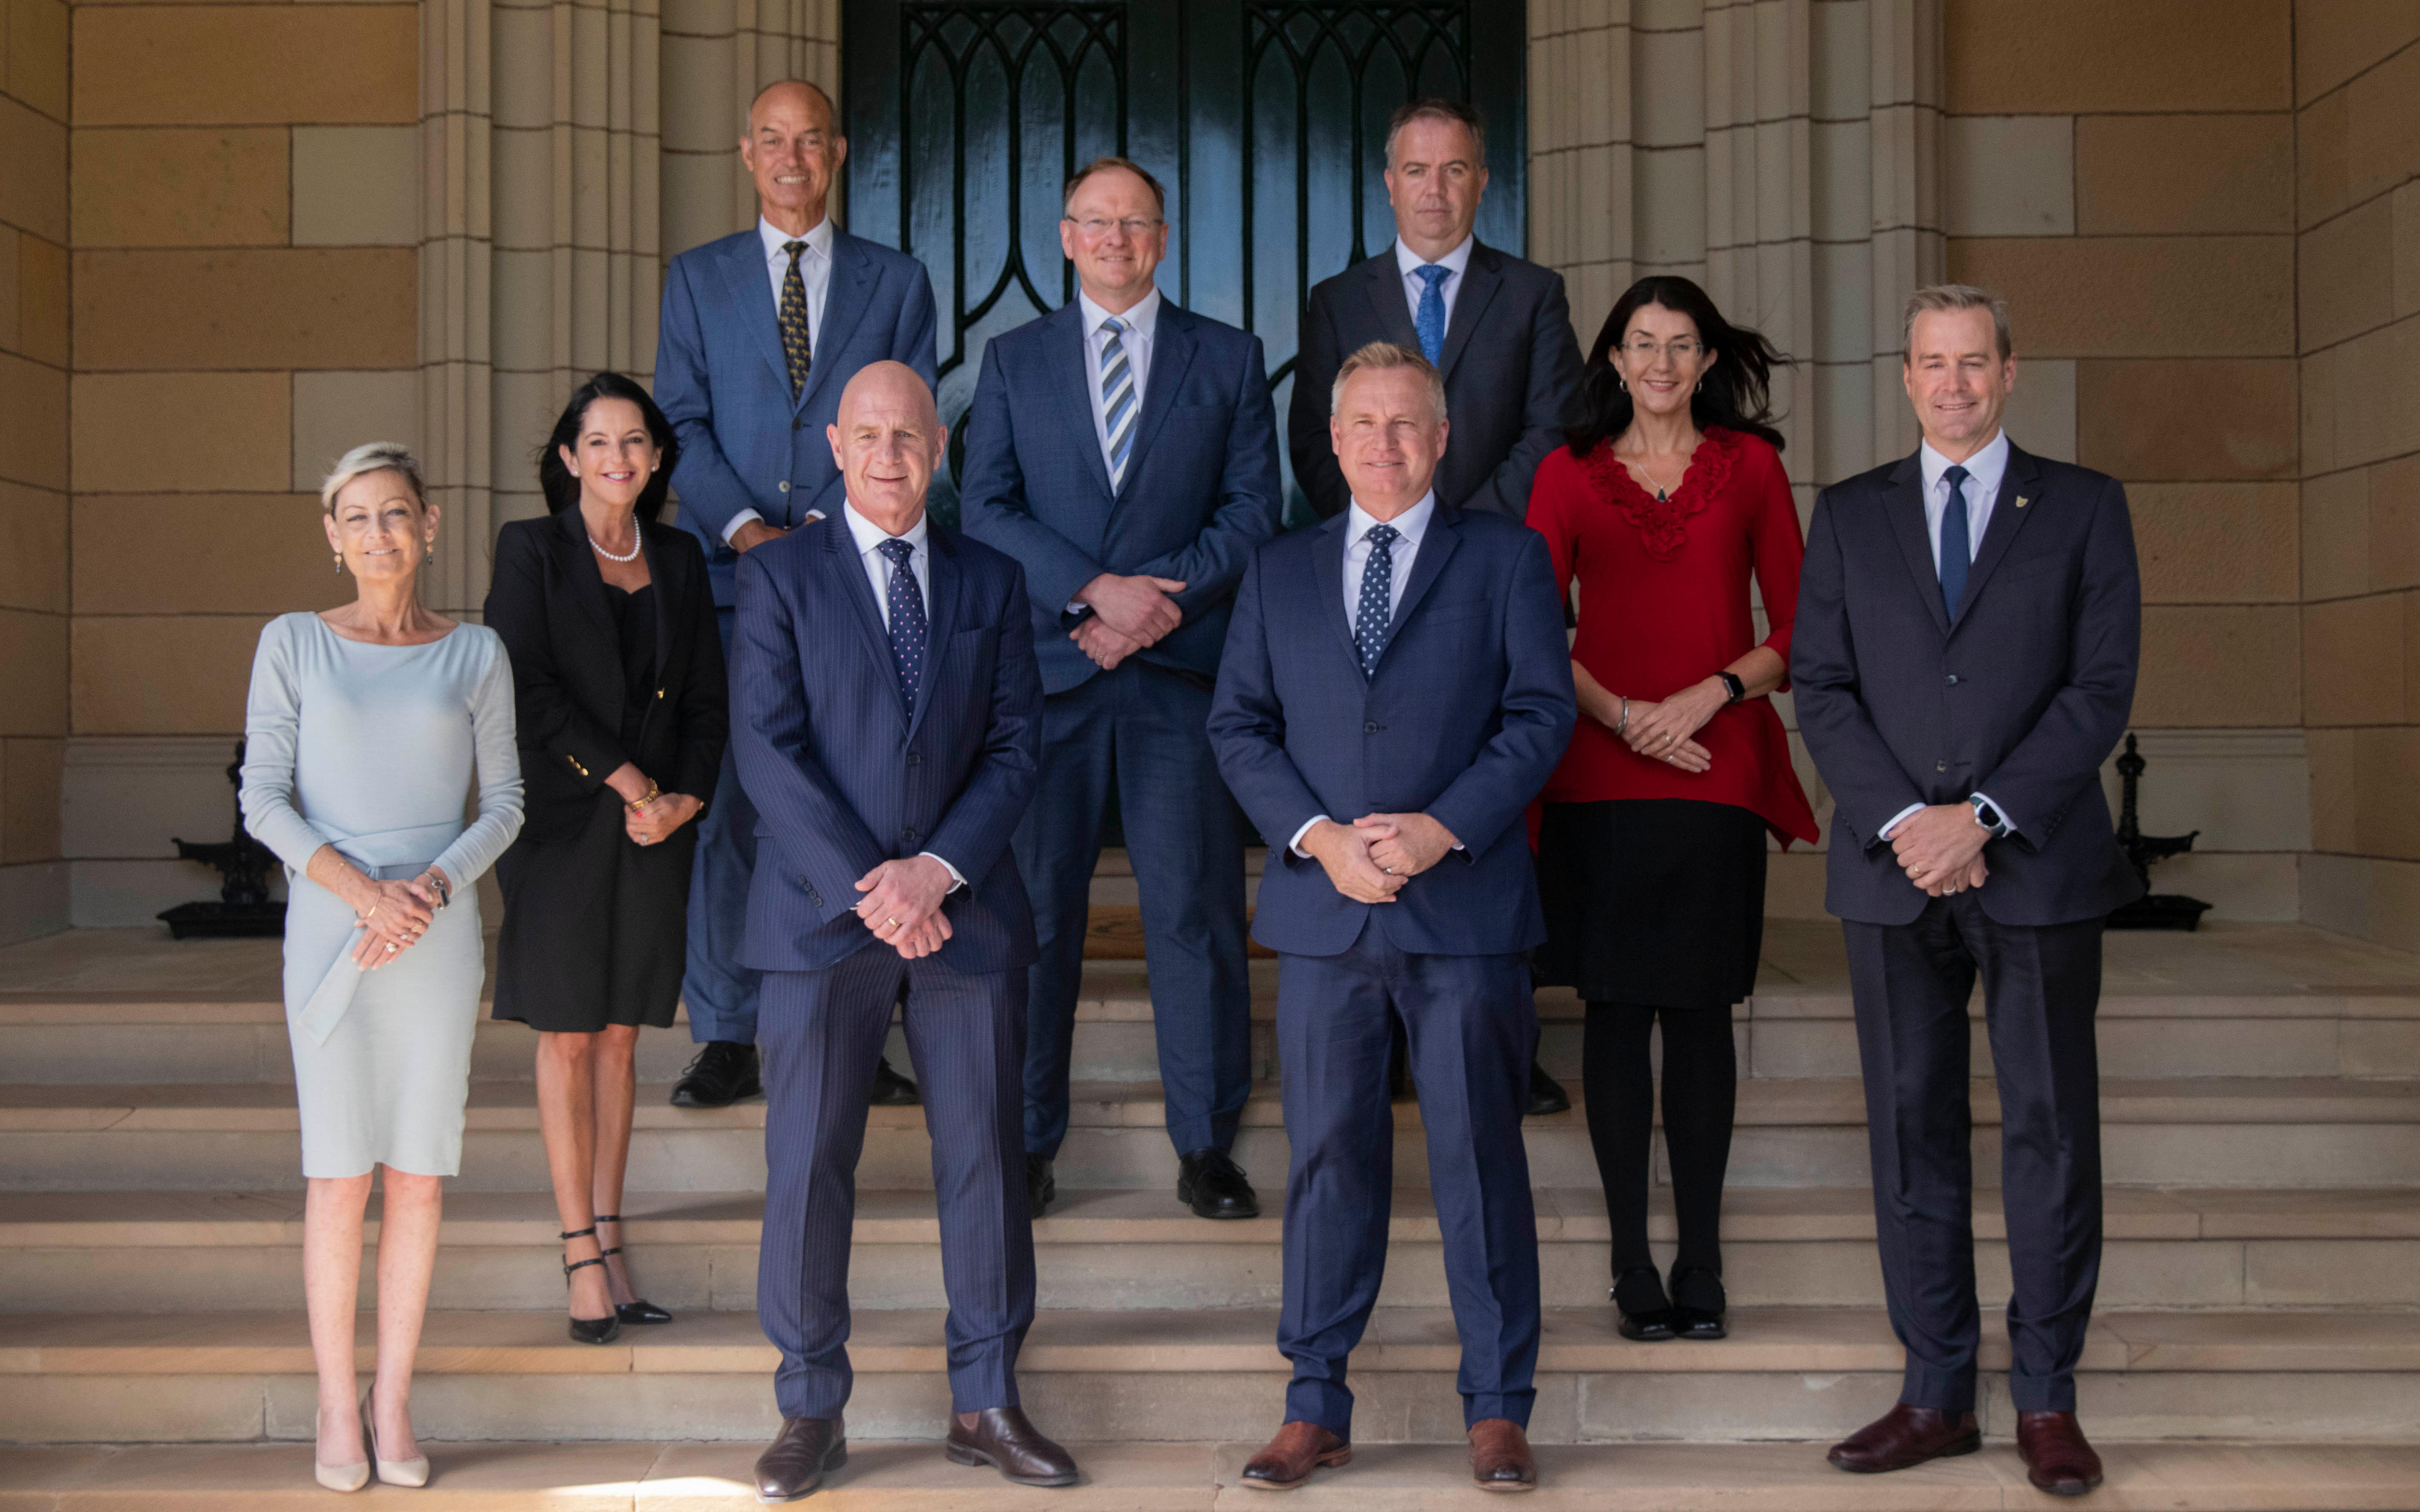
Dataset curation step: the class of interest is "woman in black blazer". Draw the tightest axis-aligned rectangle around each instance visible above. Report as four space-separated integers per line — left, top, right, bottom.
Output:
484 372 727 1344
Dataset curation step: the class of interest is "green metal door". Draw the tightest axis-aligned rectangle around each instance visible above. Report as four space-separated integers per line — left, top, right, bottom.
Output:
842 1 1526 525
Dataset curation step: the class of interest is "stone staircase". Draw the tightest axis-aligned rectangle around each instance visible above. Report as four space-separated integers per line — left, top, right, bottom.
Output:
1 912 2419 1506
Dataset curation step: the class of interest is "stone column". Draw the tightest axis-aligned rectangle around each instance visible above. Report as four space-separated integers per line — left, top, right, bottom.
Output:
660 0 839 265
420 0 495 617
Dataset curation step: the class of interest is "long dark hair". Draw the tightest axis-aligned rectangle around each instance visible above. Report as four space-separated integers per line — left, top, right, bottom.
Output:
1564 275 1788 456
538 372 681 521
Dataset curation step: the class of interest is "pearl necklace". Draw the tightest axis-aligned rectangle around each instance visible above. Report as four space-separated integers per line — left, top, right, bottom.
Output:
589 519 641 563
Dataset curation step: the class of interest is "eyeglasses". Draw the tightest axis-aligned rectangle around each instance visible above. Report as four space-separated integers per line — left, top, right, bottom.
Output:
1619 338 1705 362
1065 216 1164 239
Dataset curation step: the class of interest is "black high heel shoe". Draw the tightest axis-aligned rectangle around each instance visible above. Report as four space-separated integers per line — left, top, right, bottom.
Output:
1611 1265 1676 1341
595 1214 673 1326
1669 1264 1728 1341
560 1226 622 1345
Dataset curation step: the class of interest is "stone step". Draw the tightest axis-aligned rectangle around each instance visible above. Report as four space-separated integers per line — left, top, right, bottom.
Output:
4 1187 2414 1315
6 1307 2419 1445
3 1076 2417 1193
5 1438 2420 1509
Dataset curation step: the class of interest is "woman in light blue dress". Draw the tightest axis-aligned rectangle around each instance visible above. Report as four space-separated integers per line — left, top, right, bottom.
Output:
240 443 523 1492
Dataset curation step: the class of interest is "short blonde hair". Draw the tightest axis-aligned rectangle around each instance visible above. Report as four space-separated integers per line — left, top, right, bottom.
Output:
1331 341 1448 423
319 442 427 515
1902 284 2012 363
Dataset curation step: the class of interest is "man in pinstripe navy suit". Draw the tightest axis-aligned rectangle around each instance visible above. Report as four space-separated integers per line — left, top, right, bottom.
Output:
729 363 1079 1500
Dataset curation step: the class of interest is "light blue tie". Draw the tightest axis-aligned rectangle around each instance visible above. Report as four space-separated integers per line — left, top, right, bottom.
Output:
1101 315 1136 487
1938 464 1971 620
1412 265 1450 365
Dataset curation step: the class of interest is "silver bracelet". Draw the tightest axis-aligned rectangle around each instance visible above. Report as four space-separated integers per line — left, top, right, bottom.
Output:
1615 696 1630 735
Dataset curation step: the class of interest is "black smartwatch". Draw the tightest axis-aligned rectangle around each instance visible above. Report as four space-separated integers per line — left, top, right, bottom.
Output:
1969 795 2010 838
1716 671 1745 705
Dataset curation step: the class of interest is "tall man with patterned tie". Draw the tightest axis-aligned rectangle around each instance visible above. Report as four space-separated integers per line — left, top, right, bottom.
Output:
656 79 939 1110
960 158 1284 1222
1289 97 1583 1115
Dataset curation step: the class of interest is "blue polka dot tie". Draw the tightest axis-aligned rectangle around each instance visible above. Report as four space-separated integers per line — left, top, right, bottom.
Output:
877 537 926 714
1412 265 1450 365
1354 523 1399 677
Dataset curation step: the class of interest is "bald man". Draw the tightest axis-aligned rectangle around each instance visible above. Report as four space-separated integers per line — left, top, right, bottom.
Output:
658 80 940 1108
729 363 1074 1499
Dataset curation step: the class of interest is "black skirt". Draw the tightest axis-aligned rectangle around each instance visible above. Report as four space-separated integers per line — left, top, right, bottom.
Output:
491 793 696 1030
1534 798 1768 1010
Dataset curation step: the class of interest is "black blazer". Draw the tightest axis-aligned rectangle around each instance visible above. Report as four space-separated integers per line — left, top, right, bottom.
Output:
1790 441 2144 928
484 511 728 844
1288 240 1583 521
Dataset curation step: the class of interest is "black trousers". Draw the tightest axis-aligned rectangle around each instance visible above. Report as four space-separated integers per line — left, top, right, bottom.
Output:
1582 1003 1737 1298
1844 893 2104 1415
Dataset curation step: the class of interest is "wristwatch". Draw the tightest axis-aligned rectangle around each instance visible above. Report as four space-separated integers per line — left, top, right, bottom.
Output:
1969 795 2010 838
1716 671 1745 705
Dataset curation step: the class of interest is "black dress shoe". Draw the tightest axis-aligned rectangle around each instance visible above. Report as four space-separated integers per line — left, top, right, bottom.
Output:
1176 1147 1260 1219
754 1415 846 1502
1670 1264 1727 1340
1026 1153 1056 1218
870 1055 920 1106
670 1041 760 1108
1525 1060 1571 1116
1612 1265 1673 1341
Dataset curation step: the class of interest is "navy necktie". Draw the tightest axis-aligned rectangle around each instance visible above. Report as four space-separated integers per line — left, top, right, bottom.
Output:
877 537 926 713
1354 523 1400 676
1938 463 1971 620
1411 265 1450 365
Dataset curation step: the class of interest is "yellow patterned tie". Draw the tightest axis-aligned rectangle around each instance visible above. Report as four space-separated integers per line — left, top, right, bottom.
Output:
778 241 813 398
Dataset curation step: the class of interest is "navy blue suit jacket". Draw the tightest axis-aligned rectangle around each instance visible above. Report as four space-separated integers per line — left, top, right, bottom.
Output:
1791 442 2145 928
657 227 939 606
729 511 1043 974
957 300 1285 695
1209 504 1575 957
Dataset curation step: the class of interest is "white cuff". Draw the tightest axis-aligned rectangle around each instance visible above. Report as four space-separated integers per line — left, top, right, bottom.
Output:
1970 791 2018 838
1879 802 1926 842
918 852 967 893
1287 816 1328 859
722 508 765 546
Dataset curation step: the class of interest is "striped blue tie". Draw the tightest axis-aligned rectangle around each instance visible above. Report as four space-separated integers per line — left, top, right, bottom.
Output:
1101 315 1136 487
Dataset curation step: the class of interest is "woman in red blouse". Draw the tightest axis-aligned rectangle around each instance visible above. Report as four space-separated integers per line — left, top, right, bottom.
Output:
1526 276 1817 1344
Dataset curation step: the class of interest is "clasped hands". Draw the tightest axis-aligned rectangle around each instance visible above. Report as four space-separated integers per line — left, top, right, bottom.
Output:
1888 803 1991 897
347 868 450 970
854 855 957 959
1070 573 1187 670
607 763 702 848
1300 813 1459 905
1588 674 1726 773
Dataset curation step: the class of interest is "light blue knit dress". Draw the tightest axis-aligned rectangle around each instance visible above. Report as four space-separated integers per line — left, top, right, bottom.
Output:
240 613 525 1178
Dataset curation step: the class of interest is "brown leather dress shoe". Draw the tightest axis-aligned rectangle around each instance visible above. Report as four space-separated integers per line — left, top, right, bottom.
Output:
753 1416 845 1503
1826 1403 1981 1474
945 1406 1079 1487
1467 1419 1537 1493
1240 1421 1351 1491
2018 1410 2104 1497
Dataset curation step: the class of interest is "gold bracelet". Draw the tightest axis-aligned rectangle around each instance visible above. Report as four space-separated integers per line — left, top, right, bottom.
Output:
624 781 660 812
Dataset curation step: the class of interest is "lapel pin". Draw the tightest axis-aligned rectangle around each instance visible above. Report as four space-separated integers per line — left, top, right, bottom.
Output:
2014 496 2029 509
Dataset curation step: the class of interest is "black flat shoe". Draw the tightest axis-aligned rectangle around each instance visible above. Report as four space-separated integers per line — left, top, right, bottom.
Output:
1669 1264 1727 1339
560 1227 621 1345
670 1041 760 1108
592 1215 672 1325
1674 1306 1727 1340
1524 1060 1571 1117
1613 1265 1673 1341
869 1055 921 1106
1617 1306 1677 1341
1026 1153 1056 1219
1176 1146 1260 1219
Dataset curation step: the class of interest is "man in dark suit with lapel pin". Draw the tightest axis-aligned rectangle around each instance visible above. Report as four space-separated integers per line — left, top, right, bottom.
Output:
1210 343 1574 1494
656 79 939 1110
1792 286 2142 1499
730 361 1078 1500
1288 97 1583 1115
959 157 1284 1222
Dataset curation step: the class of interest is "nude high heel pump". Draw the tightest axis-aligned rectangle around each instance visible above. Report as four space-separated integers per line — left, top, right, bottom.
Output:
363 1389 431 1488
314 1402 369 1493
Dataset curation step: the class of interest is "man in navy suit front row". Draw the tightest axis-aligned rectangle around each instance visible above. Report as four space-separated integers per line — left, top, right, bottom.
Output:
1209 342 1576 1494
729 362 1078 1501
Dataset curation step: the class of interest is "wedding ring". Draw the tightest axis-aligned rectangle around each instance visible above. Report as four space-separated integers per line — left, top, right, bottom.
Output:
886 917 899 928
1383 867 1396 875
385 942 398 953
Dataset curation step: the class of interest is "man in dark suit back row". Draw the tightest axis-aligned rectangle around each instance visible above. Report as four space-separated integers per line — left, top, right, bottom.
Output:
1289 97 1585 1115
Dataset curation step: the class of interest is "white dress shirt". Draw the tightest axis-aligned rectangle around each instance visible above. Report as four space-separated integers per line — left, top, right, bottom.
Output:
1395 234 1475 333
723 215 838 546
1289 492 1450 859
1079 287 1160 478
1881 427 2017 844
840 501 964 891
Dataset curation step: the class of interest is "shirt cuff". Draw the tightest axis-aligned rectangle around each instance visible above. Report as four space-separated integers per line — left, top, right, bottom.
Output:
722 508 765 546
918 851 967 893
1287 816 1328 858
1970 791 2019 838
1879 802 1926 842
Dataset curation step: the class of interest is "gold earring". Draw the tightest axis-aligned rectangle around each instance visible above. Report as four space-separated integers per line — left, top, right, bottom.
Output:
333 553 345 576
424 541 436 566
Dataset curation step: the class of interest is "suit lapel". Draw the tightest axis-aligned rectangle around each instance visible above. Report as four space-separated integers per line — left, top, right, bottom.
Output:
1358 251 1422 350
1951 444 2044 626
1884 452 1952 638
1311 514 1360 668
800 233 876 415
821 517 903 711
721 235 794 402
1115 303 1198 499
552 510 624 721
1385 502 1461 645
1054 304 1117 502
1434 244 1502 382
905 525 959 742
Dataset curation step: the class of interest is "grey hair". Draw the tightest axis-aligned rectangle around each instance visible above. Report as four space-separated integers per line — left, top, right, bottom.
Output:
319 442 427 515
1331 341 1449 423
1383 97 1485 168
1902 284 2012 362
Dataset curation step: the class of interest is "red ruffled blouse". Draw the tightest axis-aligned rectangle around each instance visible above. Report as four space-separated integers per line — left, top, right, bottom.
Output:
1524 426 1819 847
